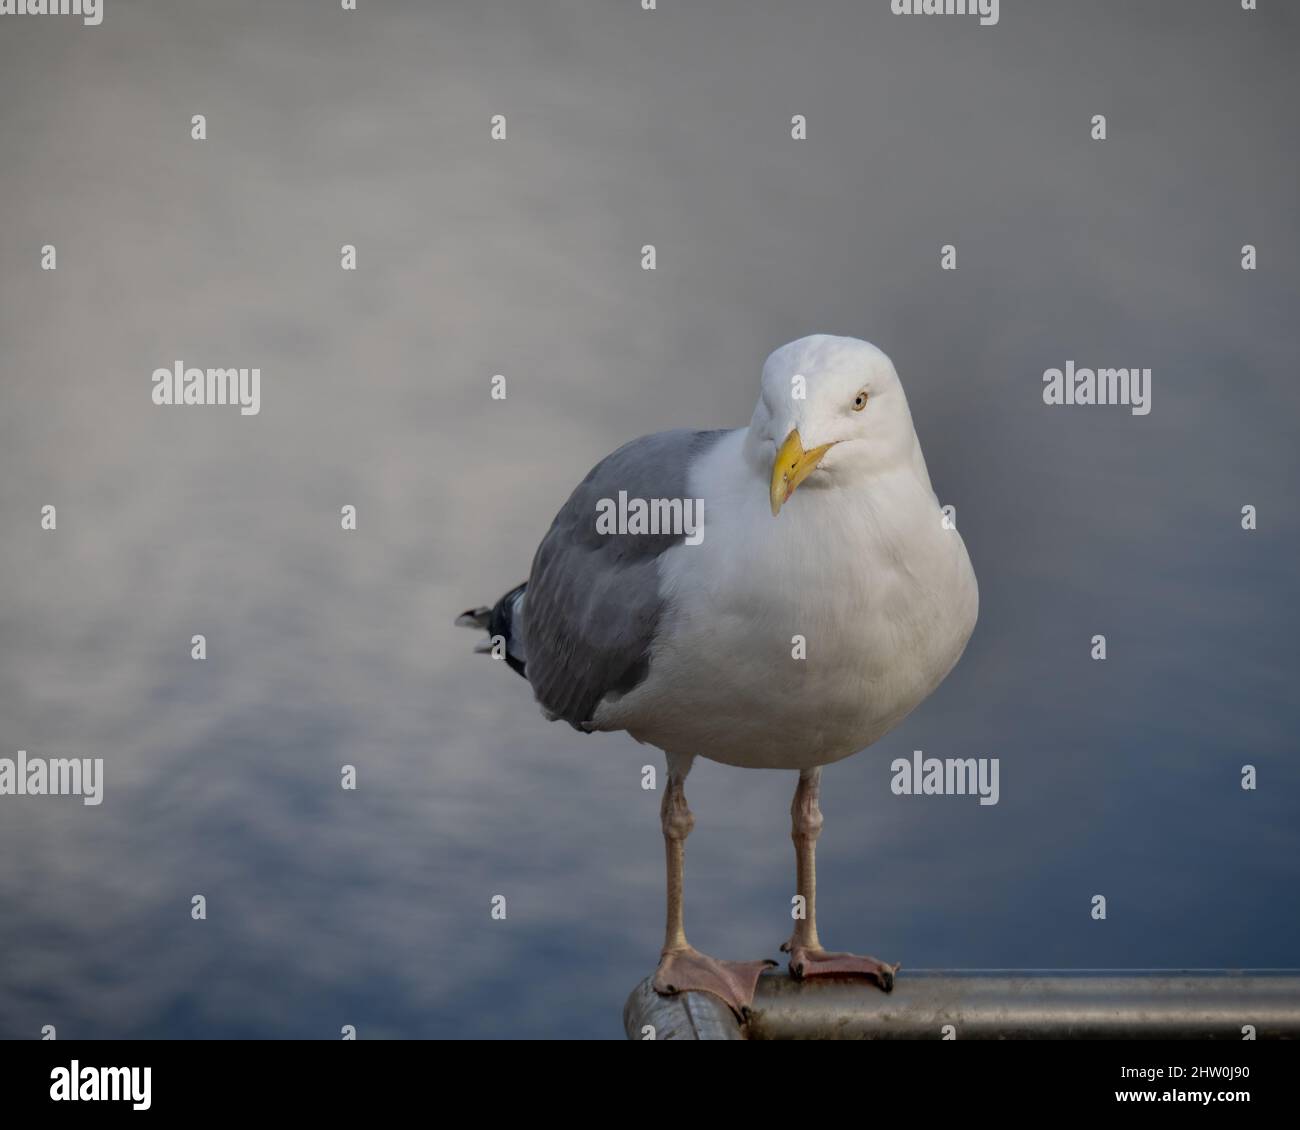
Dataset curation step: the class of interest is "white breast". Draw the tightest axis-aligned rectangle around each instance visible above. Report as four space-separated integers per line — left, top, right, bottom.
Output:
593 429 978 769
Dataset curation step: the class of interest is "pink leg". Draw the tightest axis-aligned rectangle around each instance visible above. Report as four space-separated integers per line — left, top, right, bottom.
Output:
781 767 898 991
652 756 775 1018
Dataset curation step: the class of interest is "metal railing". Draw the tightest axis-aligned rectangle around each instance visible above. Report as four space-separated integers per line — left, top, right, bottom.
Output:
624 969 1300 1040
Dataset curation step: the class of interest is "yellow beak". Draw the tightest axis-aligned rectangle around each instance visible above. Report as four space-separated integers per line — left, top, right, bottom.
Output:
770 429 836 516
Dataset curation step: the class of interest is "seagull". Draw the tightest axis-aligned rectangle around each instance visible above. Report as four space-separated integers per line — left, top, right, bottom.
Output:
458 334 978 1017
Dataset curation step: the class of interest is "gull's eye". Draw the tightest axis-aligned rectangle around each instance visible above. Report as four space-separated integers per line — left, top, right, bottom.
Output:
852 390 869 412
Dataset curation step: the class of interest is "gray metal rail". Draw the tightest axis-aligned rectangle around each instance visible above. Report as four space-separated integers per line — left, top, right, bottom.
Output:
624 969 1300 1040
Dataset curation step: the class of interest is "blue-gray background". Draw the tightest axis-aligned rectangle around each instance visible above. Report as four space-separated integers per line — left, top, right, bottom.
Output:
1 0 1297 1039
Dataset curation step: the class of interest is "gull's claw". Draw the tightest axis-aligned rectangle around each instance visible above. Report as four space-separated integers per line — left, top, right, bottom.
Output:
653 946 778 1019
783 940 898 992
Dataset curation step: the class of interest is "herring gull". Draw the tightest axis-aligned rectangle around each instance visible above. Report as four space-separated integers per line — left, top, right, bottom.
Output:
458 334 979 1016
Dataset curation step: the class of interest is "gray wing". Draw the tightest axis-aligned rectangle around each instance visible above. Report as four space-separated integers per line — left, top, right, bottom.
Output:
523 428 729 731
